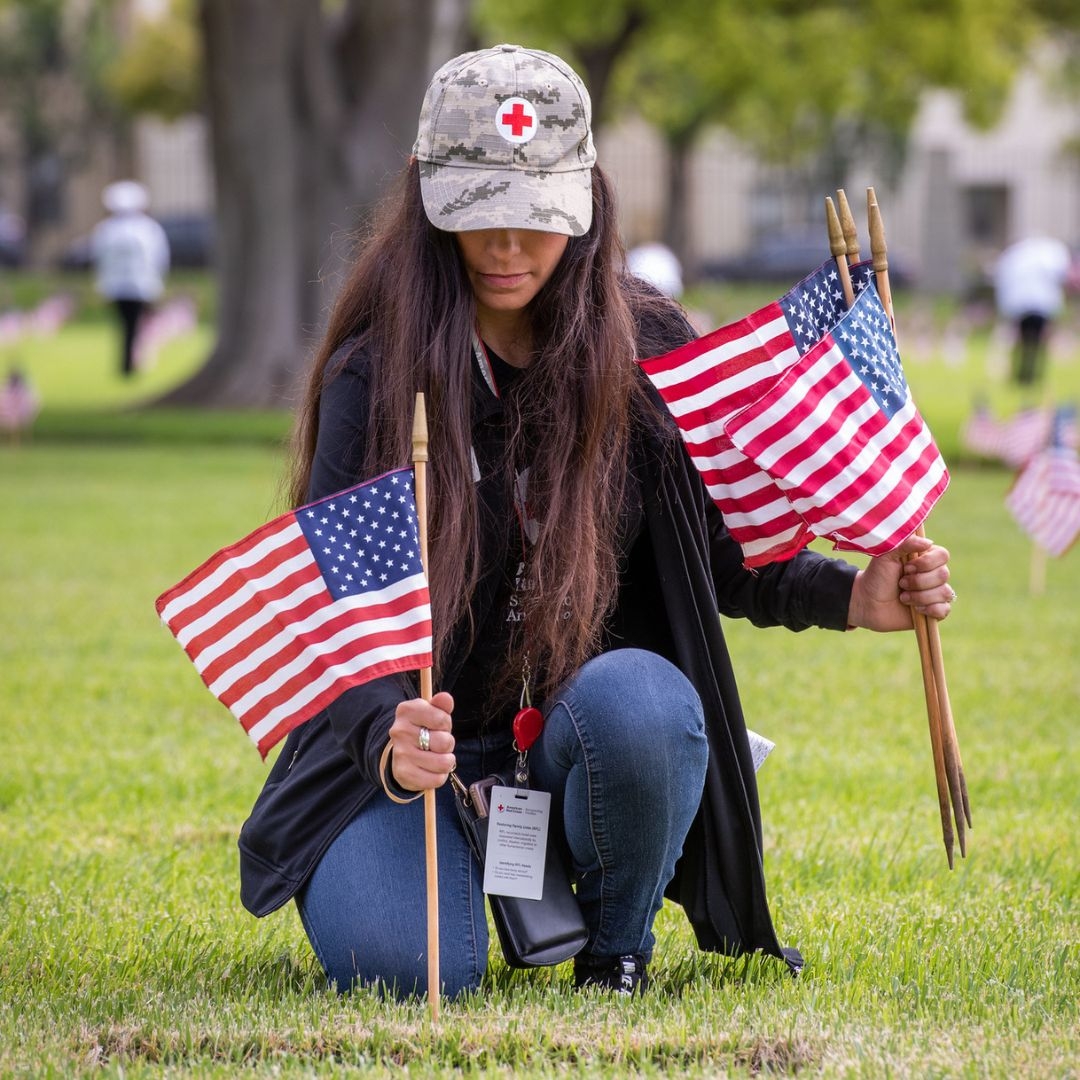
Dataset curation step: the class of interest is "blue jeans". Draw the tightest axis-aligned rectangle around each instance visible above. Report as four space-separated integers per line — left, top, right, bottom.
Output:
296 648 708 997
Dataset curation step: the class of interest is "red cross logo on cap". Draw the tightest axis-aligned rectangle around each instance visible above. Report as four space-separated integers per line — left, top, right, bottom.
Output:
495 97 538 145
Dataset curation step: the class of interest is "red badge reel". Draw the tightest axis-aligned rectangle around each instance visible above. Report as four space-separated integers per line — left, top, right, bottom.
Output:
512 706 543 752
512 672 543 784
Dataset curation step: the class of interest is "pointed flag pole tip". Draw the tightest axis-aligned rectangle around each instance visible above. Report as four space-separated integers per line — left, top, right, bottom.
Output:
826 197 856 309
837 189 861 261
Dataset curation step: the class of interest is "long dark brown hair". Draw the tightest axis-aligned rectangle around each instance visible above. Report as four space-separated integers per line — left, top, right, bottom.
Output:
289 158 686 697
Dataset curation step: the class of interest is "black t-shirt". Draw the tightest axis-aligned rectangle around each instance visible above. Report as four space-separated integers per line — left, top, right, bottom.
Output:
447 345 527 734
448 343 646 736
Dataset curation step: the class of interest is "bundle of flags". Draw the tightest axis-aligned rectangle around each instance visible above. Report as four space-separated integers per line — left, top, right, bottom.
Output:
156 467 432 757
639 258 948 566
1005 406 1080 557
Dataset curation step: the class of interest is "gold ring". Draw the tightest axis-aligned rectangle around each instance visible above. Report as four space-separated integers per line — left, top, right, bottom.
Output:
418 727 431 752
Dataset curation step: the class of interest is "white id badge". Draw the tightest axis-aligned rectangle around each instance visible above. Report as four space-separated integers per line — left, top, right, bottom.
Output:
482 785 551 901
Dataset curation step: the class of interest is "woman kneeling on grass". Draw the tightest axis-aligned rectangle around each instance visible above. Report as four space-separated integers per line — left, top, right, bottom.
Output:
237 44 954 998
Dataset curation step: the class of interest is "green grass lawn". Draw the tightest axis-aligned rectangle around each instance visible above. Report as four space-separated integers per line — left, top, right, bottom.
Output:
1 311 1078 1076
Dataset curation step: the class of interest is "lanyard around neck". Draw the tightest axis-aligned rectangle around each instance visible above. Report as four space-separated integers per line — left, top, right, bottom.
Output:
471 331 499 399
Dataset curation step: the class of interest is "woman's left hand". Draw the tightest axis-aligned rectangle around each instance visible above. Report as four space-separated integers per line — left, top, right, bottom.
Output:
847 534 954 632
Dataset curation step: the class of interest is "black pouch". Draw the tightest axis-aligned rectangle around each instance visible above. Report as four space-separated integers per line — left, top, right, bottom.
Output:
452 773 588 968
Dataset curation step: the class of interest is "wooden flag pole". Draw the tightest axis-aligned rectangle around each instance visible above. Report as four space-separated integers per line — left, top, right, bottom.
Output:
867 189 971 850
836 188 861 263
411 392 440 1022
827 195 955 864
1029 542 1048 595
826 197 856 307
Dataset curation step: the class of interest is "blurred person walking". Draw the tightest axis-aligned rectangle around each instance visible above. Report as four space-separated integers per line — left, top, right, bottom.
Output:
92 181 170 377
992 235 1077 386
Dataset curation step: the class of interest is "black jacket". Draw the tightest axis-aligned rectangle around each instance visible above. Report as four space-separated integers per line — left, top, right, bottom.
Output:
238 318 856 966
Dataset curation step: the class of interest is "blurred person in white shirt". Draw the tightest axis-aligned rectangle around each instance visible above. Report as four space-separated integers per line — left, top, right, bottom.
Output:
993 236 1078 386
92 181 170 377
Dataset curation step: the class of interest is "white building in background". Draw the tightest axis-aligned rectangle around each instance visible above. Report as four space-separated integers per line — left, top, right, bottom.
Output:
4 47 1077 293
601 55 1080 293
133 116 214 216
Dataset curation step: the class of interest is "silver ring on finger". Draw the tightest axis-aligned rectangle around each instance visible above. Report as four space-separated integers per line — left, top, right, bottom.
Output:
948 587 958 603
418 726 431 752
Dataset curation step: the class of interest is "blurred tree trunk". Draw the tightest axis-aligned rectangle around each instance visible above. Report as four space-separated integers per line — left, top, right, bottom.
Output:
159 0 469 408
661 133 694 280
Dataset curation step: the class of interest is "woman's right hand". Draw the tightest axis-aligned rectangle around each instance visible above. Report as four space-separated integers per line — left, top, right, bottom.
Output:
388 691 456 791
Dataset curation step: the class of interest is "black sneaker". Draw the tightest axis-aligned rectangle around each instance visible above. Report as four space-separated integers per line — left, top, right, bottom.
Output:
573 953 649 996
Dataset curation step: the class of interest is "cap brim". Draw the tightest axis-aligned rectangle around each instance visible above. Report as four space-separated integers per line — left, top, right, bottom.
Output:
419 162 592 237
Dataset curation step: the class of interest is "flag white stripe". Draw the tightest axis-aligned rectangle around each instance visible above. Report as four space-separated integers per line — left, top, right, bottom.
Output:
243 629 434 744
227 582 431 716
739 525 805 557
644 312 789 391
159 520 304 624
175 548 316 648
207 573 430 697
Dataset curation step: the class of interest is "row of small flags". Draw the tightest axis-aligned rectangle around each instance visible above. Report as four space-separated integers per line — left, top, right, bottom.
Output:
1 296 200 438
0 294 75 344
158 257 950 755
961 402 1079 469
1010 408 1080 558
961 402 1080 557
133 298 198 371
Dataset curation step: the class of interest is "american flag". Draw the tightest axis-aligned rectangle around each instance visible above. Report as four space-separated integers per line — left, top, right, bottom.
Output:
960 401 1006 460
1005 407 1080 556
155 467 433 758
1000 408 1054 469
960 405 1078 467
724 283 949 556
638 259 876 567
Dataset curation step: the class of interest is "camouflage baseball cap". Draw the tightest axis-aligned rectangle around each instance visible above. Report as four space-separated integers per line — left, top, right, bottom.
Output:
414 44 596 237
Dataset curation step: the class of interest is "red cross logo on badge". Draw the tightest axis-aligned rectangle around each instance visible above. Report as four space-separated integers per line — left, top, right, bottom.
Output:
495 97 538 145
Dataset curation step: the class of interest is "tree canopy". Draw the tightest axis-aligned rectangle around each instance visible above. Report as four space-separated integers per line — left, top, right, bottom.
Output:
92 0 1073 403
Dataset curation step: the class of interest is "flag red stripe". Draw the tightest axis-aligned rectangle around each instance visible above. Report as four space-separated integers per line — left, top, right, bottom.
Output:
196 581 427 689
248 649 434 757
156 516 302 620
214 594 432 710
164 531 313 639
225 609 432 726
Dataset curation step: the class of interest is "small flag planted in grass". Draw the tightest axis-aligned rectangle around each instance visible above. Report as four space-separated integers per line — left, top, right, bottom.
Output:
155 466 432 757
1006 406 1080 557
